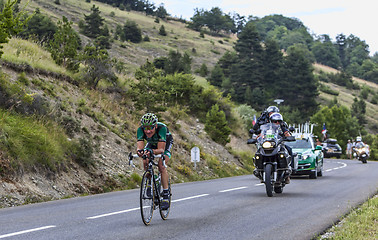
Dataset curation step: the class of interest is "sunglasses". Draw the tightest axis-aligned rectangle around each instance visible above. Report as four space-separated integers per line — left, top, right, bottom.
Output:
272 120 280 124
143 125 155 130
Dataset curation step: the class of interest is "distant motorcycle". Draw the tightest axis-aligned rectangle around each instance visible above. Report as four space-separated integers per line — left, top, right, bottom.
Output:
247 123 296 197
353 142 369 164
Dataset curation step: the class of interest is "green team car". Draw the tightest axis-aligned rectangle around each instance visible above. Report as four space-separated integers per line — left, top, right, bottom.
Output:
286 135 324 179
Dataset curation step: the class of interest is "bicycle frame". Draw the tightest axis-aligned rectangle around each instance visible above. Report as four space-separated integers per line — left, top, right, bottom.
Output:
129 152 164 199
128 152 171 225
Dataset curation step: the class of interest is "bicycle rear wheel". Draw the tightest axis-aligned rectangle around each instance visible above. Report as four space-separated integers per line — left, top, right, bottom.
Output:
140 171 154 225
159 179 171 220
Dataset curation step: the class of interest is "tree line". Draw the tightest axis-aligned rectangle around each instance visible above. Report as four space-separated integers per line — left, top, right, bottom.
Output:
94 0 168 19
188 8 377 84
207 22 318 120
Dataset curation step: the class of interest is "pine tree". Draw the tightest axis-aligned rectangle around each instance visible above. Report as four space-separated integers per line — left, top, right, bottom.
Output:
121 20 142 43
0 0 29 58
49 16 80 71
81 45 116 89
197 63 208 77
279 45 319 119
351 97 366 125
81 5 104 38
159 24 167 36
262 39 284 100
130 60 163 111
18 9 57 44
230 22 264 103
208 64 224 87
217 51 237 78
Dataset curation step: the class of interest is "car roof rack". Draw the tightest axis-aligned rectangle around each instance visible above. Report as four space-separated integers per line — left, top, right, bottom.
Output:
289 122 315 140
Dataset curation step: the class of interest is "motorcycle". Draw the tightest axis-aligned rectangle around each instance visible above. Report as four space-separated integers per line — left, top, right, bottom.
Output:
247 123 296 197
353 142 369 164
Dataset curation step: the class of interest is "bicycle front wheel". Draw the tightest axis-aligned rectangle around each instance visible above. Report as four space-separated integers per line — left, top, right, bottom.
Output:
140 171 154 225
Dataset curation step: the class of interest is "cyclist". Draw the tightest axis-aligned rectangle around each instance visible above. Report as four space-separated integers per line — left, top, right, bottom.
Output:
137 113 173 210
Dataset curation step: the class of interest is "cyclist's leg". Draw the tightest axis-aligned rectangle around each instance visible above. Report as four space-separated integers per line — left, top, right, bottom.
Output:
158 154 170 189
159 153 171 210
159 135 173 190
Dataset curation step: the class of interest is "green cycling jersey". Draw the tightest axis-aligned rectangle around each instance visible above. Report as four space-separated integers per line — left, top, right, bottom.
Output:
137 122 170 145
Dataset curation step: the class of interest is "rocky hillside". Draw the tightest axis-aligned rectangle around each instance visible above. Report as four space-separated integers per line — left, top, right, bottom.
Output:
0 1 257 208
0 56 254 207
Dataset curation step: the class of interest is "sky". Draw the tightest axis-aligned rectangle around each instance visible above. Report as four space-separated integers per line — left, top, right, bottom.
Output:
156 0 377 55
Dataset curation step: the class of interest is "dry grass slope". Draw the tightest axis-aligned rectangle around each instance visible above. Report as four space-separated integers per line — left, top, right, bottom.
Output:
20 0 234 75
314 64 378 133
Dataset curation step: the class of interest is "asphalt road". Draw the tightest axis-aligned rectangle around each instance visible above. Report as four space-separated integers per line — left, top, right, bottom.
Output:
0 159 377 240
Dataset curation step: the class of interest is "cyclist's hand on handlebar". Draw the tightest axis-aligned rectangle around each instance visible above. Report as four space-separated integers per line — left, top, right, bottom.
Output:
137 149 144 157
143 148 154 157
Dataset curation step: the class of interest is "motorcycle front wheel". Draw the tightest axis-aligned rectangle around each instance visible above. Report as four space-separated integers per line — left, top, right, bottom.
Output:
264 164 273 197
274 186 283 193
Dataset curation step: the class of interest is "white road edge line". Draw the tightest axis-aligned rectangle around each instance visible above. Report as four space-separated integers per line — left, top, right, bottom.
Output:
87 207 140 219
172 194 209 203
255 183 264 186
0 225 56 239
219 186 248 192
325 161 347 172
87 194 210 220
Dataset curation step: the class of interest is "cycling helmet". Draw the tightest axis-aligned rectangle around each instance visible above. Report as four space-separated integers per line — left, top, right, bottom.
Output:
270 112 283 122
356 136 362 142
266 106 279 114
140 113 158 126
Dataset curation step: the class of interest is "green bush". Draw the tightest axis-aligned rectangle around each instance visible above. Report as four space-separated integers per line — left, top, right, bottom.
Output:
17 72 30 86
0 109 73 171
120 20 142 43
159 25 167 36
205 104 231 145
196 63 208 77
235 104 257 130
0 73 50 116
59 115 81 138
143 35 150 42
72 137 94 167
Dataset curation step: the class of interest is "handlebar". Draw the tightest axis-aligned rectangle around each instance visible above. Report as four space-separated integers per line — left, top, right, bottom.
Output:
247 135 295 145
128 152 167 168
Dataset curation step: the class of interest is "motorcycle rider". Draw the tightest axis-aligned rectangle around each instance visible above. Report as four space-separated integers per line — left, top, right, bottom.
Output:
270 113 291 137
250 106 294 170
353 136 369 157
270 113 293 184
250 106 280 135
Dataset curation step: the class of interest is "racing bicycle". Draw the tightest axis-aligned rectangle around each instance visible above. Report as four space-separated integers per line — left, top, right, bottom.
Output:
129 151 171 225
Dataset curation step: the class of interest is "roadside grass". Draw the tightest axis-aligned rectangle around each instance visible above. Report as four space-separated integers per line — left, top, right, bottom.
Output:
0 108 73 171
318 195 377 239
2 38 69 77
